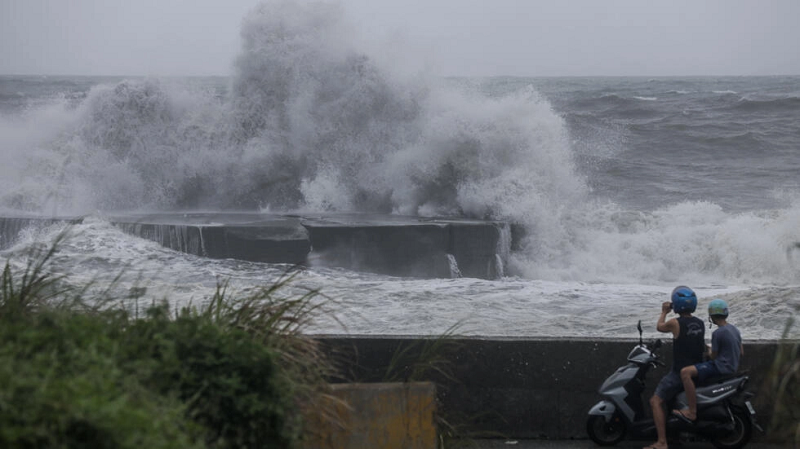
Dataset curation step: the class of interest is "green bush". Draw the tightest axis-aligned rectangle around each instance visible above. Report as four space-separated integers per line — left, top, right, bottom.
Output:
0 311 203 449
119 304 298 448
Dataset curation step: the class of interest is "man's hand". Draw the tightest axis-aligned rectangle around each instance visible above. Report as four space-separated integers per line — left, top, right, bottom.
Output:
657 301 679 336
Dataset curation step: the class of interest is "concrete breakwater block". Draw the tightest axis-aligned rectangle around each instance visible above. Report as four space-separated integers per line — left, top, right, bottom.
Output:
303 382 437 449
0 213 510 279
302 214 508 279
306 222 452 278
110 213 312 264
448 220 509 279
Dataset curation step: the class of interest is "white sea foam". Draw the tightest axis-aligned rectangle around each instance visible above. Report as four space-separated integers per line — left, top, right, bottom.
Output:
1 219 794 339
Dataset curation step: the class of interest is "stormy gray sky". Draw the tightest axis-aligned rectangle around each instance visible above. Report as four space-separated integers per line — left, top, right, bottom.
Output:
1 0 798 77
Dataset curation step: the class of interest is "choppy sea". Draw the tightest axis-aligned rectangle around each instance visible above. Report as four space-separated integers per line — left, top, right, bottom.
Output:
1 4 799 339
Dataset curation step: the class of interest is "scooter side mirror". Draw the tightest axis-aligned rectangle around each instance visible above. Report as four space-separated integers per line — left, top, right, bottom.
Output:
637 320 643 346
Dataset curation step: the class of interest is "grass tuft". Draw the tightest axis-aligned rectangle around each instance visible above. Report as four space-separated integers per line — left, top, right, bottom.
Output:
766 315 800 445
0 230 337 449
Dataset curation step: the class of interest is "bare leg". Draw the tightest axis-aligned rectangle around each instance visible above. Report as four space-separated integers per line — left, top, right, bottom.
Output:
675 366 698 421
645 395 669 449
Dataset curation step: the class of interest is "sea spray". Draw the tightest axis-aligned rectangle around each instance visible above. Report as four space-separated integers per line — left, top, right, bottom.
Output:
0 0 587 262
446 254 462 279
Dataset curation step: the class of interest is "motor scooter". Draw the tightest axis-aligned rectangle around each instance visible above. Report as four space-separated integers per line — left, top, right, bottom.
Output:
586 321 762 449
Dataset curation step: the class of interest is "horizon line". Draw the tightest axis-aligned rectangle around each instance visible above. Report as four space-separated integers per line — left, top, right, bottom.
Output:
2 72 799 79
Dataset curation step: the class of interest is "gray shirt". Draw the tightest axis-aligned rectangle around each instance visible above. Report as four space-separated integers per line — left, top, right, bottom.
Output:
712 324 742 374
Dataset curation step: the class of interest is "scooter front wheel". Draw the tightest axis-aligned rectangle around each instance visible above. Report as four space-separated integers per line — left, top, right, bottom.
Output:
587 414 626 446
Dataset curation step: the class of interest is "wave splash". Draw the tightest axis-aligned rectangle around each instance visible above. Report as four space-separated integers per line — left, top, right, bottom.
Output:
1 1 583 219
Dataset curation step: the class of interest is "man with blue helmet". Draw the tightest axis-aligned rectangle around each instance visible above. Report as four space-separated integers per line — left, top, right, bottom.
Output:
645 286 705 449
673 298 743 422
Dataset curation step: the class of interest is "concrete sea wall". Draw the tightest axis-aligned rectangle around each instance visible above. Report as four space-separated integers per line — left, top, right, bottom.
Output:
0 213 510 279
316 336 786 441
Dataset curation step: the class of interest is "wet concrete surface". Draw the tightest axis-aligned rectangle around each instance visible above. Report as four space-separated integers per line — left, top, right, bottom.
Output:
459 439 787 449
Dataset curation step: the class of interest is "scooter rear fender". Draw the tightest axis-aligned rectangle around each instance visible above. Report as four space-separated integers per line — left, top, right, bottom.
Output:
588 400 616 422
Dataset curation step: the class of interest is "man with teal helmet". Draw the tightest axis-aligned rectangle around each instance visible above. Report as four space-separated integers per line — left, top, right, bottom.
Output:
673 298 743 422
708 298 729 318
645 286 705 449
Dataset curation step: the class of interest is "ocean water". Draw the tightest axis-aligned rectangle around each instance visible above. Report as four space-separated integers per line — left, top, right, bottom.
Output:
1 2 799 339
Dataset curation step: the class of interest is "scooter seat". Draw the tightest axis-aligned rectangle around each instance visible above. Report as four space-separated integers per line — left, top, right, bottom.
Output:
696 370 748 387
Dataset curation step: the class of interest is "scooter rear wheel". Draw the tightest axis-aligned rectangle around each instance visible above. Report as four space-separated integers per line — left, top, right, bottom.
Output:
711 408 752 449
587 414 626 446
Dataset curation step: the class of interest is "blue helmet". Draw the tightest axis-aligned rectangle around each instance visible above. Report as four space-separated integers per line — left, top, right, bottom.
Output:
708 298 729 318
671 286 697 313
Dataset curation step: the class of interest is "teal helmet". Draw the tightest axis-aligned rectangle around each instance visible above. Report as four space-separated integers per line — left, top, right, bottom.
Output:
708 298 729 318
671 286 697 313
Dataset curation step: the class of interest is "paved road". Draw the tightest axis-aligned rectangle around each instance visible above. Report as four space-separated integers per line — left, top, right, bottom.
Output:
458 439 788 449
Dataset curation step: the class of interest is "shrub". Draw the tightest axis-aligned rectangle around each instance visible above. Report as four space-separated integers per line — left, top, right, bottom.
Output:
0 232 334 449
119 304 298 448
0 310 203 449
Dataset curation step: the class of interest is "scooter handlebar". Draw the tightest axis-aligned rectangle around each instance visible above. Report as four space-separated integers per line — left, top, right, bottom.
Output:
647 340 664 367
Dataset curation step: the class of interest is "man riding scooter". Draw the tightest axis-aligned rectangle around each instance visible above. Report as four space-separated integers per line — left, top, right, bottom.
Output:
644 286 705 449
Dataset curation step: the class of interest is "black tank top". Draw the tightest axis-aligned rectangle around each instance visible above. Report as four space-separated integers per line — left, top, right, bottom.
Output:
672 316 705 373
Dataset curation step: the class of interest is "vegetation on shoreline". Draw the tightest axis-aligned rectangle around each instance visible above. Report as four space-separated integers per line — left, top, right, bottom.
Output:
766 315 799 445
0 232 335 448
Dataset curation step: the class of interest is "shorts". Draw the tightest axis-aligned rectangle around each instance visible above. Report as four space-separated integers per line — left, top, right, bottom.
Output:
654 371 683 400
694 361 721 383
